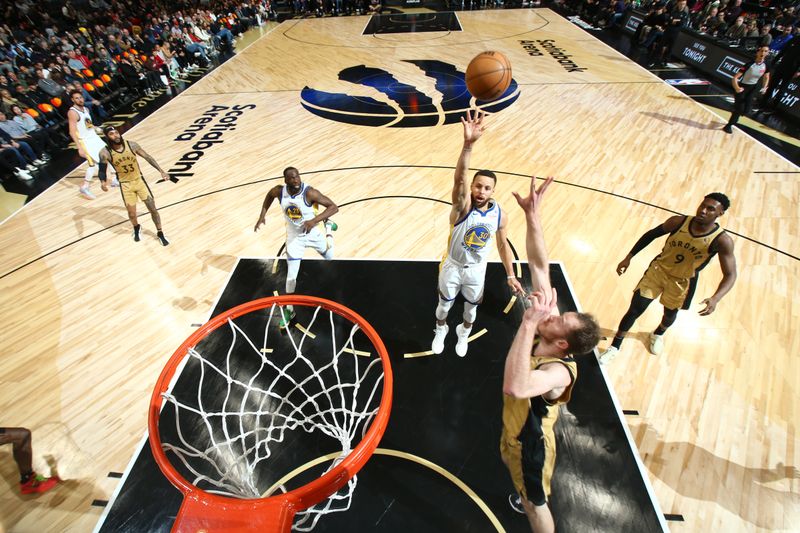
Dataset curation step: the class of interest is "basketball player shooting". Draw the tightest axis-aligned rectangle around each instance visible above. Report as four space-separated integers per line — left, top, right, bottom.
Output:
254 167 338 326
430 109 524 358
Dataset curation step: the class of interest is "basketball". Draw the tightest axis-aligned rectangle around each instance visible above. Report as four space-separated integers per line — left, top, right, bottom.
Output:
465 51 512 101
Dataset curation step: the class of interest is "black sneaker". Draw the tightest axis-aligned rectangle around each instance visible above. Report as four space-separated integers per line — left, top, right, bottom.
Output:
508 493 525 514
157 231 169 246
133 224 141 242
722 125 733 134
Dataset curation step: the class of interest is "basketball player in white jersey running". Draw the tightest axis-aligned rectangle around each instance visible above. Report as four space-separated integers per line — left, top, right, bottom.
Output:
254 167 338 325
68 89 115 200
431 110 524 357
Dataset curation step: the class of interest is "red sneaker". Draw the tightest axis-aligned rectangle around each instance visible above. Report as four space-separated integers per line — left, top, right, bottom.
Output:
20 474 59 495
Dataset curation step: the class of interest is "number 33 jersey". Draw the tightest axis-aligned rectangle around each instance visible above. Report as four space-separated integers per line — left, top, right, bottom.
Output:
654 216 725 279
108 140 144 183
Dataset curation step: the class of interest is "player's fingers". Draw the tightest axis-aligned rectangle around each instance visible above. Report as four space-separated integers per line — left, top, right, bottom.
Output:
538 176 554 195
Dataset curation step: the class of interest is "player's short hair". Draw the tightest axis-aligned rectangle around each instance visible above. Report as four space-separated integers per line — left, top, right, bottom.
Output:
69 88 82 98
565 312 601 355
283 166 298 178
473 170 497 183
704 192 730 212
102 125 118 135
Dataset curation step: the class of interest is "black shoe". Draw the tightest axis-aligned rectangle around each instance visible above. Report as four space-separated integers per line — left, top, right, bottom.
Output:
157 231 169 246
722 125 733 134
508 493 526 514
133 224 141 242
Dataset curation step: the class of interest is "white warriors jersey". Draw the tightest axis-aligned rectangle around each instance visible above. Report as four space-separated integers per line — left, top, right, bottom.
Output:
280 183 319 237
71 105 105 162
446 200 501 265
71 106 102 143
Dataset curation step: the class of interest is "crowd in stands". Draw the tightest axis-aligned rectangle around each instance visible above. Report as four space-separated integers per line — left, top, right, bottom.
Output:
563 0 799 64
0 0 274 182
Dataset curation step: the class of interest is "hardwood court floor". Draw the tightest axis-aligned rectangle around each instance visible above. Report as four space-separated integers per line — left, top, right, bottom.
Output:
0 9 797 532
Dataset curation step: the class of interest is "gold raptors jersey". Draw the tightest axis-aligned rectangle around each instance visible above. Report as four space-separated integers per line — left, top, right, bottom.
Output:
108 140 144 183
502 354 577 441
654 216 725 279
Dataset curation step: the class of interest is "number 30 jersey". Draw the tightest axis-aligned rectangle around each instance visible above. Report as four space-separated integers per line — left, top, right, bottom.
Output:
654 216 725 279
446 200 501 266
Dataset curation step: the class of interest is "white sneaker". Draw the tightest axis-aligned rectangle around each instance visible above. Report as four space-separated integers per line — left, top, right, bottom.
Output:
110 178 120 187
26 163 37 172
33 158 47 166
14 168 34 180
455 323 471 357
648 334 664 355
598 346 619 365
431 323 448 354
80 186 96 200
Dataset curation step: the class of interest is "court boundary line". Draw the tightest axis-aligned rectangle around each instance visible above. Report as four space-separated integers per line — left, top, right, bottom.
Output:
91 433 148 533
2 165 797 281
558 260 670 532
91 257 244 533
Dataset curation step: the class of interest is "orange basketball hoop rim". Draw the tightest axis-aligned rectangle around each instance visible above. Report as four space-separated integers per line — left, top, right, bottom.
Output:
148 295 393 533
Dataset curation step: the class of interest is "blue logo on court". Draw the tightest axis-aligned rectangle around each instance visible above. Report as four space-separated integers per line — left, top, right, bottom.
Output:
300 60 519 128
463 225 491 251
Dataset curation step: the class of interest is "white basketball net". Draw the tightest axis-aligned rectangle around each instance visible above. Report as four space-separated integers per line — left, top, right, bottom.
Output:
159 302 385 531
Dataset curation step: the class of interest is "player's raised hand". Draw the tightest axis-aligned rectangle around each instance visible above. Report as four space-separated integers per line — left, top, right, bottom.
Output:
461 108 487 145
524 287 558 323
513 176 554 220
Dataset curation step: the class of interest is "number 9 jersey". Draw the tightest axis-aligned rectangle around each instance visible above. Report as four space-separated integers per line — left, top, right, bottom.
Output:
653 216 725 279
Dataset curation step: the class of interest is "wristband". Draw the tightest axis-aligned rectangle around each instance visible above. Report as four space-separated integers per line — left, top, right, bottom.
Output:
507 275 516 279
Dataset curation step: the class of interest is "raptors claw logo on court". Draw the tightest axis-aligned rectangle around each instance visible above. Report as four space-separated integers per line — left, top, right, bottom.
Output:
300 60 519 127
463 225 491 251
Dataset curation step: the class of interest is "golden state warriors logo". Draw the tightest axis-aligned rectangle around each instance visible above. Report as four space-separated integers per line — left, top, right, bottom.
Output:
463 225 491 251
84 117 94 128
285 204 302 222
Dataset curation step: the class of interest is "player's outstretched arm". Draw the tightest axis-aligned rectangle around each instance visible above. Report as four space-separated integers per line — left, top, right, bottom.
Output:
699 233 737 315
512 176 553 294
616 215 682 275
450 109 486 223
495 211 524 295
302 188 339 233
131 141 170 182
503 289 569 399
98 148 110 191
254 186 281 232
